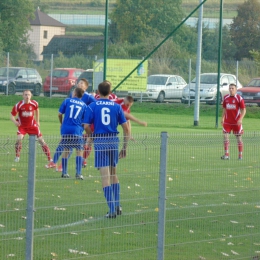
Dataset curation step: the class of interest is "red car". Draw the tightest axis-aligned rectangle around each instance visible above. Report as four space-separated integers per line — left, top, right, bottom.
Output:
237 78 260 106
43 68 85 96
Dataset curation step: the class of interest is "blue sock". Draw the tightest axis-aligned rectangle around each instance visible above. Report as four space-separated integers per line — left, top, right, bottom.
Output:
62 158 68 174
103 186 115 214
111 183 120 207
53 144 63 163
76 156 83 175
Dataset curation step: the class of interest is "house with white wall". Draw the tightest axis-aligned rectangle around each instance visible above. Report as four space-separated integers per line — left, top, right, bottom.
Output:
28 8 66 61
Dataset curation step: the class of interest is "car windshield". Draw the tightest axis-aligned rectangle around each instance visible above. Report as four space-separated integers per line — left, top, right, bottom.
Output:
147 76 168 85
0 68 19 77
247 79 260 87
50 70 69 77
191 74 218 84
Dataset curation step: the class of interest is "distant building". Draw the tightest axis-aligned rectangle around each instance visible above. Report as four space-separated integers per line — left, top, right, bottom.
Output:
28 8 66 61
41 35 105 58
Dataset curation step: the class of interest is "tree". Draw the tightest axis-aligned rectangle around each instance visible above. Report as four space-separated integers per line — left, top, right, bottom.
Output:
202 26 237 61
110 0 184 44
0 0 35 53
230 0 260 60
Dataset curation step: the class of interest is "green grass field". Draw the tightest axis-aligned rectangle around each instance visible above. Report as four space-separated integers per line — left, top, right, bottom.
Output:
1 98 260 259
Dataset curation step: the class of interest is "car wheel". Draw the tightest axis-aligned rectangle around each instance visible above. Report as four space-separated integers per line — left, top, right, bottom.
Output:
157 92 165 103
6 83 16 95
44 92 50 97
257 103 260 107
181 99 189 104
68 85 76 97
34 84 42 96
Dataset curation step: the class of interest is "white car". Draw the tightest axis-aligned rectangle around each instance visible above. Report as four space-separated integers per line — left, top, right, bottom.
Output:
181 73 243 105
129 74 187 103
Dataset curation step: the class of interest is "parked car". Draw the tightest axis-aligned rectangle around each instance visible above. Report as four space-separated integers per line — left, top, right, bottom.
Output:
43 68 85 96
181 73 243 105
68 69 94 96
0 67 42 96
237 78 260 107
129 74 187 103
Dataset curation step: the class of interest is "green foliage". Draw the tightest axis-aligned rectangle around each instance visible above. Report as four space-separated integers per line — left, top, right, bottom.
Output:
0 0 34 53
202 26 237 61
230 0 260 60
48 52 93 70
110 0 184 44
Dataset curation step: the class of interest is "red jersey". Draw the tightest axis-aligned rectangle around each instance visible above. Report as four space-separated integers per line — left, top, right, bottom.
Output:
222 94 245 124
11 100 38 127
95 93 118 101
114 98 130 113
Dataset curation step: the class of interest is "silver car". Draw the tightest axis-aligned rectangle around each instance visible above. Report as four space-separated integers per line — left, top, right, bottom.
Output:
181 73 242 105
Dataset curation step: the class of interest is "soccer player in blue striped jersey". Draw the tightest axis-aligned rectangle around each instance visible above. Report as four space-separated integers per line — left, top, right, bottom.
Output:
58 87 88 179
46 78 95 170
84 81 130 218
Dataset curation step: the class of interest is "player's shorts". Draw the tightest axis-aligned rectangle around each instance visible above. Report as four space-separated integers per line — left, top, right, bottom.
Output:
60 135 84 150
223 122 244 135
93 135 119 168
17 125 42 137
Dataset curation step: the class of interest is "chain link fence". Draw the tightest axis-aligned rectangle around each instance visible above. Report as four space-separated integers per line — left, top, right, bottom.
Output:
1 132 260 259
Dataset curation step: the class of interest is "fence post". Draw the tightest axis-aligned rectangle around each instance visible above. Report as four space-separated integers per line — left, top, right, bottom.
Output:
25 135 37 260
6 52 9 96
157 132 168 260
50 54 53 97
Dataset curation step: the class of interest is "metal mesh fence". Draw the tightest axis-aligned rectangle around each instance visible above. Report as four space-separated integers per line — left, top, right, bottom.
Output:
1 132 260 259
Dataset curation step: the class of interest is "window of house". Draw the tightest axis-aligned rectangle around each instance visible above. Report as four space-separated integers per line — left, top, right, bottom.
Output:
43 30 48 39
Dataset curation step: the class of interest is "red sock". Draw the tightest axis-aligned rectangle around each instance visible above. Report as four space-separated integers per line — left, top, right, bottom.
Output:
224 140 229 156
83 145 92 159
15 141 22 157
41 144 51 161
238 141 243 154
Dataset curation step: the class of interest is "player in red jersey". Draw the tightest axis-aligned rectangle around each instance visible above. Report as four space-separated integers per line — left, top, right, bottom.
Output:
221 83 246 160
114 96 147 140
10 90 52 163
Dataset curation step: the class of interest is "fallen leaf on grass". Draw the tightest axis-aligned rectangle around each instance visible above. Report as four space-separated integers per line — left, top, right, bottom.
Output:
221 252 229 256
15 198 24 201
230 220 238 224
231 250 239 255
54 207 66 211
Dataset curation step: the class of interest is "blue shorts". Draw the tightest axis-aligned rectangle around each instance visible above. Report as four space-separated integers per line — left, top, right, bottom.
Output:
94 136 119 168
60 135 84 150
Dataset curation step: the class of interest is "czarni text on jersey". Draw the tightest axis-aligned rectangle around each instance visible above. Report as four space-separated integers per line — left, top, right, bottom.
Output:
96 101 114 106
70 99 85 106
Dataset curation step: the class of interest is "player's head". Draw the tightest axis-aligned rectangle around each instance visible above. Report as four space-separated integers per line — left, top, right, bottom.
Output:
73 87 84 99
124 95 134 109
98 81 111 97
103 80 112 87
229 83 237 96
23 90 32 103
77 78 89 91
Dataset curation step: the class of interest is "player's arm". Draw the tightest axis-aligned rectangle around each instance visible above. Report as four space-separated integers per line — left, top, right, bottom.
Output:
10 113 20 127
84 124 92 135
58 113 63 125
221 108 226 125
35 109 40 126
119 122 130 159
124 112 147 127
238 108 246 125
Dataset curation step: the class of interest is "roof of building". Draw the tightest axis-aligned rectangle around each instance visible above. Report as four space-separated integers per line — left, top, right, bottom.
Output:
29 8 66 27
41 35 105 56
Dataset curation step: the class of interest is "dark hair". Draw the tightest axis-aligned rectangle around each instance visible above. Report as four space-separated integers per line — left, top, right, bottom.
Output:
98 81 111 96
74 87 84 98
229 83 237 88
125 95 134 103
80 78 89 87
